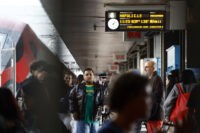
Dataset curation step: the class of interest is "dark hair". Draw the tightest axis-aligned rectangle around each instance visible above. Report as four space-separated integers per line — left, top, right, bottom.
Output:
0 88 23 121
84 68 93 73
181 69 196 84
77 74 84 83
109 72 149 112
22 79 48 106
30 60 48 73
22 80 40 97
166 69 180 98
170 69 180 83
99 73 107 78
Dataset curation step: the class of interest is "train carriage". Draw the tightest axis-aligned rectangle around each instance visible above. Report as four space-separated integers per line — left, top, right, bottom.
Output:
0 19 71 95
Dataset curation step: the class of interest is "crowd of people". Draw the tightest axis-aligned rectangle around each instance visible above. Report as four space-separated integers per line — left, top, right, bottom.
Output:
0 60 200 133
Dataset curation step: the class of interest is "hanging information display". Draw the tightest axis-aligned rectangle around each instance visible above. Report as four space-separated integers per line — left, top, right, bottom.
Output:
105 11 166 31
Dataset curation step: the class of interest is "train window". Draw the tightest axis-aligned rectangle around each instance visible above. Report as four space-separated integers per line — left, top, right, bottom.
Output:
0 33 7 49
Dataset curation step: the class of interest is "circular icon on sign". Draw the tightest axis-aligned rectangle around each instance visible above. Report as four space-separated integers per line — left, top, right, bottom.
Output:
108 19 119 30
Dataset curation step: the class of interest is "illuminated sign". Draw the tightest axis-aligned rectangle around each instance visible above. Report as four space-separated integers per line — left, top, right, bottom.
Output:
105 11 166 31
123 32 145 42
108 64 119 72
113 53 127 62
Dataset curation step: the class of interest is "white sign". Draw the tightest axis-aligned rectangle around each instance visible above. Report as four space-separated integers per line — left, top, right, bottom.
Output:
113 53 127 63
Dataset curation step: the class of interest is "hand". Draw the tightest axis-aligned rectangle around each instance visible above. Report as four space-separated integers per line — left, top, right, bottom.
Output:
73 112 78 120
102 105 110 114
164 118 170 123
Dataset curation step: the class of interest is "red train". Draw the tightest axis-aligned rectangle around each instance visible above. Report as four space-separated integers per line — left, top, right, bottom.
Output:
0 19 71 95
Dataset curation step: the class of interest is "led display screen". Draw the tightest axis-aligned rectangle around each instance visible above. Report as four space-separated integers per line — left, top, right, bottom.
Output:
105 11 166 31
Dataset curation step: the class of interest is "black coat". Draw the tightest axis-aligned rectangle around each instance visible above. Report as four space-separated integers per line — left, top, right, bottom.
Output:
69 82 104 121
149 71 164 120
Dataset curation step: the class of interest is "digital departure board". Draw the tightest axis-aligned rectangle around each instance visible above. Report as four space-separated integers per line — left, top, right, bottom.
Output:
105 11 166 31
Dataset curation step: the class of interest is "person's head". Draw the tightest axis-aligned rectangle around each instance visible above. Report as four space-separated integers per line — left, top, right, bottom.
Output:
84 68 94 84
0 88 22 121
166 74 173 87
36 64 52 81
37 71 48 81
75 74 83 85
109 72 151 124
170 69 180 83
166 69 180 87
30 60 48 77
99 73 107 84
181 69 196 84
64 73 73 86
145 60 156 77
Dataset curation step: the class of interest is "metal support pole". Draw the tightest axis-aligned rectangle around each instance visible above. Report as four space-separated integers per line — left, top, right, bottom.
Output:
12 43 16 97
161 31 165 82
147 39 150 58
180 30 185 71
137 51 140 70
0 42 1 87
185 30 187 68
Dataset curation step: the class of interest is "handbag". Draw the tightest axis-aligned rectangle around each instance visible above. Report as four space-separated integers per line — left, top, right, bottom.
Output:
170 83 190 123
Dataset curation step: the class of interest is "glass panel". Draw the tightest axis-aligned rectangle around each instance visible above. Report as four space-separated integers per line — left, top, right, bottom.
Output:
0 41 16 95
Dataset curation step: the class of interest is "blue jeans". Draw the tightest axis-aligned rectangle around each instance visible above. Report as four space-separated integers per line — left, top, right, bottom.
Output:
76 121 99 133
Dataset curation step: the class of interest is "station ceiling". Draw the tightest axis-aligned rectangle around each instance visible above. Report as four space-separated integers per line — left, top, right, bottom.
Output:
40 0 168 74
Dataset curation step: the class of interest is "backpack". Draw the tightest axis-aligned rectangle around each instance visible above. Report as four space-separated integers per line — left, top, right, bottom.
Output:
170 83 190 123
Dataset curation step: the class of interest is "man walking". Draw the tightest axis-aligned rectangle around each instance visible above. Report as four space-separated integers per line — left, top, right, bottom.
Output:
145 60 164 120
69 68 104 133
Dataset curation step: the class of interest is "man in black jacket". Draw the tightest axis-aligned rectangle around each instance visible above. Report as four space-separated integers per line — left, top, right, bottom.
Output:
145 60 164 120
69 68 104 133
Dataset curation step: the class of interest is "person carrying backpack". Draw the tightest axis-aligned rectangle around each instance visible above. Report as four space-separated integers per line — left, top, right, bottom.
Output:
164 69 197 123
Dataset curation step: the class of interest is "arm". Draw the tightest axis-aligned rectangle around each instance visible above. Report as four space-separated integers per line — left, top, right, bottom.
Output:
96 84 104 106
152 76 164 103
69 86 78 113
164 84 179 118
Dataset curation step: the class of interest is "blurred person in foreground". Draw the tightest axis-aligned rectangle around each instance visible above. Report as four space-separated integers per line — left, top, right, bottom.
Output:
98 72 152 133
187 84 200 133
0 87 26 133
21 79 70 133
